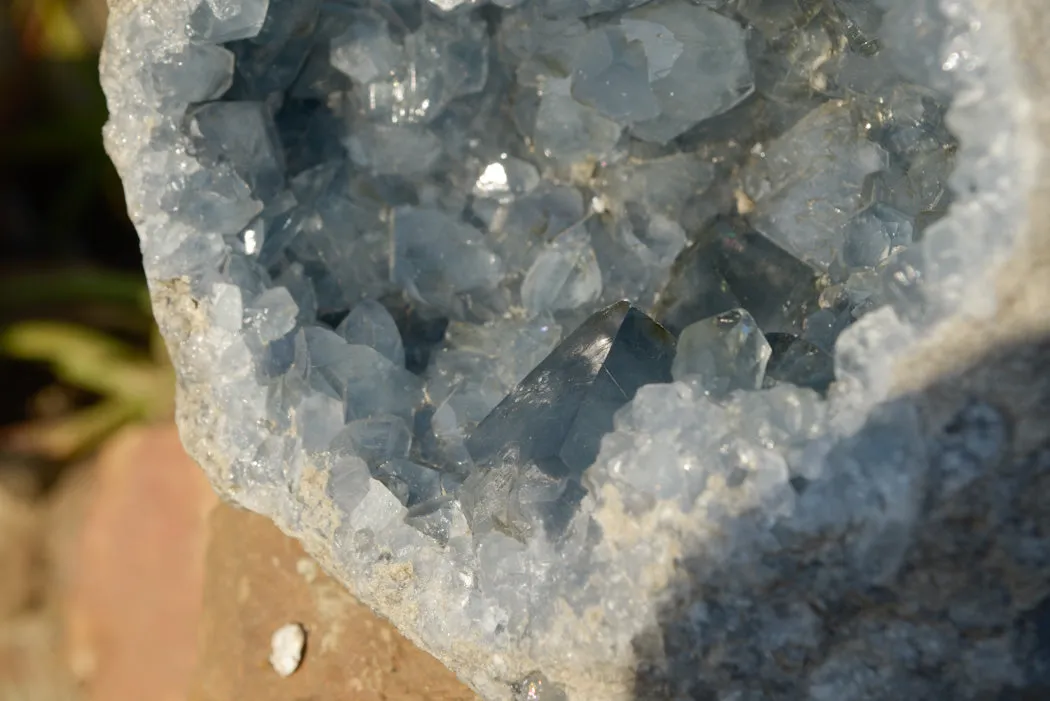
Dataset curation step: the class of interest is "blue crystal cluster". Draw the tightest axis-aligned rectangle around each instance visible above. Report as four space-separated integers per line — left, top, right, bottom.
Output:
99 0 1043 696
166 0 944 639
170 0 959 543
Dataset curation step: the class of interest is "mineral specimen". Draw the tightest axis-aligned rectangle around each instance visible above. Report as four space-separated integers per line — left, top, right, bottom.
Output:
100 0 1048 697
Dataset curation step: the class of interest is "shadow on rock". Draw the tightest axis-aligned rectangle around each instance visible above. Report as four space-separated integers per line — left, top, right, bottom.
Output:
631 335 1050 701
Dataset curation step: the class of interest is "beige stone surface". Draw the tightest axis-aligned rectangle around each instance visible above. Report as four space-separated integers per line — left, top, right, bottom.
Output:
0 483 75 701
190 503 478 701
0 488 40 621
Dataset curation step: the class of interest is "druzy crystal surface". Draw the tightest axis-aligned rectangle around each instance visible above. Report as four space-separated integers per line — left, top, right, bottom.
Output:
101 0 1048 697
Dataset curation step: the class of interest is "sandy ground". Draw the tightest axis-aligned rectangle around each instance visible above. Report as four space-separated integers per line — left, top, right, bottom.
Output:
0 422 477 701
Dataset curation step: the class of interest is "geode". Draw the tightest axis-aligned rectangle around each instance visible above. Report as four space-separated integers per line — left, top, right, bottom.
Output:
99 0 1050 698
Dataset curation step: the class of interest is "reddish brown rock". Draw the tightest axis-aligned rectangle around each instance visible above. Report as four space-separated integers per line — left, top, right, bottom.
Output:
62 423 217 701
190 502 479 701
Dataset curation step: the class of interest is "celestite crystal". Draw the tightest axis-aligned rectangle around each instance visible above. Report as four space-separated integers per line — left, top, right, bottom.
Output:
392 206 505 317
616 2 754 142
188 100 285 200
101 0 1048 696
672 308 771 394
520 223 602 316
466 302 675 483
148 42 235 107
740 101 889 271
335 299 406 367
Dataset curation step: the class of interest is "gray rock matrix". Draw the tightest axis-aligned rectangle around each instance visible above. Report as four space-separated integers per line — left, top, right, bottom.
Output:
99 0 1050 698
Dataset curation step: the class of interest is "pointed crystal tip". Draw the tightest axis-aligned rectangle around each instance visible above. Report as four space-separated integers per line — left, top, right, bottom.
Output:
460 302 675 540
466 302 675 482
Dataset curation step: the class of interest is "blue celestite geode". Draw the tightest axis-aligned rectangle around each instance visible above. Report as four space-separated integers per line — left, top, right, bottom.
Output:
99 0 1050 698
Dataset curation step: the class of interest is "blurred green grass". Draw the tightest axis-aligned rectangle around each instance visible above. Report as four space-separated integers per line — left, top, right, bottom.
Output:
1 0 172 469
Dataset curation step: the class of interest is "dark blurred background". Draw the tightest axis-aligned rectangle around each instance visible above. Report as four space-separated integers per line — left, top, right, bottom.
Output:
0 3 182 699
0 0 173 479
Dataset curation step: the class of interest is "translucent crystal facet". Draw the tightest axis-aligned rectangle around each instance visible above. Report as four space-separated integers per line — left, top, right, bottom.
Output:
149 43 235 106
335 300 406 368
520 223 603 317
188 101 285 201
533 78 623 163
329 11 403 85
570 27 662 124
621 1 754 143
391 207 504 318
740 101 889 271
190 0 270 43
466 302 675 483
672 308 772 394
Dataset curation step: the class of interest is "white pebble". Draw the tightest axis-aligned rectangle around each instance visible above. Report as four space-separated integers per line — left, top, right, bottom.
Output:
269 622 306 677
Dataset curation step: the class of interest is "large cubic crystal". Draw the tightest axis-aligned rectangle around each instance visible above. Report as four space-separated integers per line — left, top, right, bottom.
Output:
100 0 1044 696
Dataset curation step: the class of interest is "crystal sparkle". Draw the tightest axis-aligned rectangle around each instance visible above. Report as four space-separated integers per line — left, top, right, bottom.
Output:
99 0 1043 697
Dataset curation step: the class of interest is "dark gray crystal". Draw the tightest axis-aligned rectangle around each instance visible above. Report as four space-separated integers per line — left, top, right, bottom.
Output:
466 302 675 484
188 101 285 201
764 332 835 395
656 217 821 337
374 458 443 507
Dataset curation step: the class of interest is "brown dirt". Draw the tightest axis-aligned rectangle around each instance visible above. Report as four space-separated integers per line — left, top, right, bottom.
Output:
190 503 479 701
0 421 477 701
